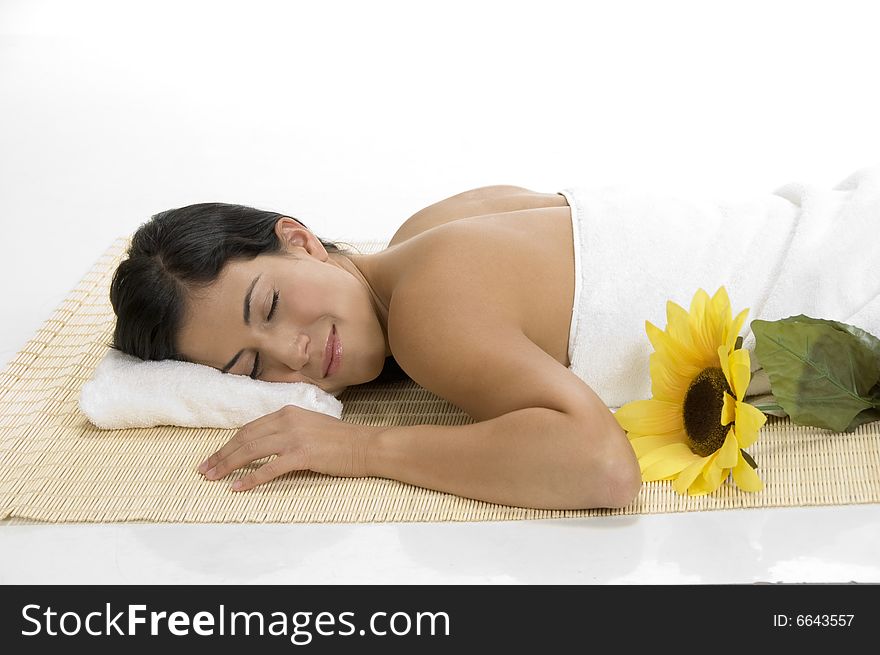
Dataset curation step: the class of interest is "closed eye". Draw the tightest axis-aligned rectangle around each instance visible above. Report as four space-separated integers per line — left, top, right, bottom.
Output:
250 290 279 379
267 290 279 321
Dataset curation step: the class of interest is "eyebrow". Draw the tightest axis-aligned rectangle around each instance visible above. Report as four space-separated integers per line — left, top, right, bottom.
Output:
220 273 261 374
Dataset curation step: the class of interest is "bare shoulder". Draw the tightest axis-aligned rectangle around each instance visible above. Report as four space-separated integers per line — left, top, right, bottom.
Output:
388 185 568 247
386 235 611 426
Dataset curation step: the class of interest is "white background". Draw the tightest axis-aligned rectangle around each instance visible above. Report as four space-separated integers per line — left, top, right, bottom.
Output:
1 0 878 584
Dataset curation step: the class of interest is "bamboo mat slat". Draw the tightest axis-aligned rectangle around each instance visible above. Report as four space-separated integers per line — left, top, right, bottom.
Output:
0 236 878 523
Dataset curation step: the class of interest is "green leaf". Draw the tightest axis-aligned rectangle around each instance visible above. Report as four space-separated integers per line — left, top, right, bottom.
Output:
740 449 758 469
844 408 880 433
751 315 880 432
744 394 789 417
820 318 880 359
749 403 786 413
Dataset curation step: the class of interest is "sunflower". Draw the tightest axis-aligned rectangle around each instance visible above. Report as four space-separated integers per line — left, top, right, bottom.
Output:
614 286 767 495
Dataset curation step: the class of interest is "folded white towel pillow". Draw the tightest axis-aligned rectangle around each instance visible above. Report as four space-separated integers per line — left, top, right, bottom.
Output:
78 348 343 429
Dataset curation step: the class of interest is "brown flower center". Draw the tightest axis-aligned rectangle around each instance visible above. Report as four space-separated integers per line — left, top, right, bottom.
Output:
682 366 732 457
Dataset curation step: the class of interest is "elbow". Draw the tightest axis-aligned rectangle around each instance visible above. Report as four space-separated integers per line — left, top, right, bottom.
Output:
537 411 644 511
603 445 642 509
578 422 642 510
602 424 642 508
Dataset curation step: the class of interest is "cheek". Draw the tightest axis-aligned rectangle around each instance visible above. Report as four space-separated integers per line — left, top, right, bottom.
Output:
283 279 328 318
324 276 361 313
291 271 363 321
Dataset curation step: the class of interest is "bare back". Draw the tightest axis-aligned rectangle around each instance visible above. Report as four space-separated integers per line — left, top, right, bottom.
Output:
390 205 575 363
374 189 613 429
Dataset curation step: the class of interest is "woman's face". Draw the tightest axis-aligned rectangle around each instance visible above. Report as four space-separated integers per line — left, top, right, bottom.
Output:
175 218 388 395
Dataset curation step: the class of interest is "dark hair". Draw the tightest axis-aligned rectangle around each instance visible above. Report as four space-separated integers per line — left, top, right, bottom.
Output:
108 202 357 363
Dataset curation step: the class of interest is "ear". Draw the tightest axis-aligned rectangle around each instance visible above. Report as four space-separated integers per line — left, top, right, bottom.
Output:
274 217 329 260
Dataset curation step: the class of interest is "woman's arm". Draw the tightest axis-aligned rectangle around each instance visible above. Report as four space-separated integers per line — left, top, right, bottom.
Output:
379 267 642 510
363 405 637 510
197 397 636 510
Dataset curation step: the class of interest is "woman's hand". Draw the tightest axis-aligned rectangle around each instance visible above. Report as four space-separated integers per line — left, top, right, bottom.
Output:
196 404 373 492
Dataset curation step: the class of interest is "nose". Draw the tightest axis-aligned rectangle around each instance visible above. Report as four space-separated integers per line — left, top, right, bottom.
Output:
291 333 310 370
266 332 310 373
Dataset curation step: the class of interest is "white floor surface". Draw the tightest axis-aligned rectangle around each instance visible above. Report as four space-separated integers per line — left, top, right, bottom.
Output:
2 504 879 584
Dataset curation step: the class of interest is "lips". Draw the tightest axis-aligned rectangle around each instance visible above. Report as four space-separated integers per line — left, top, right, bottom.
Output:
323 324 336 378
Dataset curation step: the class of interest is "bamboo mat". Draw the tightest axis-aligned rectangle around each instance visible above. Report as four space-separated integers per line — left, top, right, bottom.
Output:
1 237 878 524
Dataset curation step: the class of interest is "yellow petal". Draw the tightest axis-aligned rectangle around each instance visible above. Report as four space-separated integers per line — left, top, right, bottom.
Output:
733 401 767 448
688 289 714 356
729 348 752 401
672 455 710 495
687 473 718 496
718 344 734 388
649 352 690 402
703 287 727 348
721 391 737 426
732 451 764 492
629 433 687 459
666 300 701 360
649 346 693 390
726 307 750 353
640 443 702 481
702 458 725 491
645 319 664 351
637 441 696 470
646 321 703 375
716 428 739 468
711 287 733 343
615 399 683 435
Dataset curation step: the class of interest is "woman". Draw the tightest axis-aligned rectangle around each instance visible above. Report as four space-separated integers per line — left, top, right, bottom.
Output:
109 185 642 510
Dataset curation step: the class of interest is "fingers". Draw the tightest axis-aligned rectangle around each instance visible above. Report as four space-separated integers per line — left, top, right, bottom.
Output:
196 406 310 491
201 431 278 483
230 452 307 492
197 410 285 477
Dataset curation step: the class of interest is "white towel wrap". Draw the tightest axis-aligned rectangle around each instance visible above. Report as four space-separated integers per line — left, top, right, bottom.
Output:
561 163 880 409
